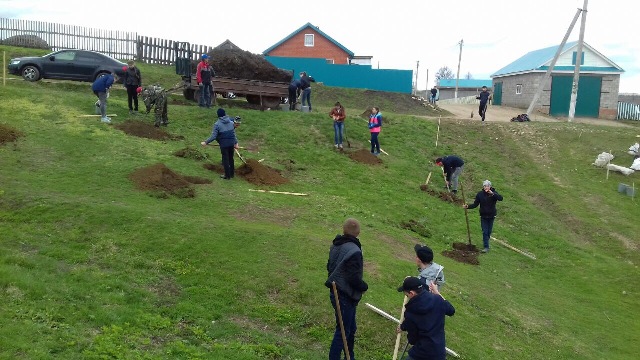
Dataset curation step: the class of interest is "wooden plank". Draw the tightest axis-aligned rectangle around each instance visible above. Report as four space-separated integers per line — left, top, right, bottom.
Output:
491 237 537 260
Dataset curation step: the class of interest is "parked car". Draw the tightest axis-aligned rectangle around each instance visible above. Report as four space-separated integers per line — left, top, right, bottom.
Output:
7 49 127 82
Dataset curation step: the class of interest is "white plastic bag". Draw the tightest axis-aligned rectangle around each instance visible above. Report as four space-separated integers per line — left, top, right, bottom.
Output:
631 157 640 171
593 152 614 167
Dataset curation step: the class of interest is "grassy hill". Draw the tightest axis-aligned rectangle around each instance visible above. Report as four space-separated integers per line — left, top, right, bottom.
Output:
1 45 639 359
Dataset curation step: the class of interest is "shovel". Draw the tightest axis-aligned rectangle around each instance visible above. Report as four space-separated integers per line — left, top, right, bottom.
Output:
343 121 351 148
460 179 472 245
235 148 247 165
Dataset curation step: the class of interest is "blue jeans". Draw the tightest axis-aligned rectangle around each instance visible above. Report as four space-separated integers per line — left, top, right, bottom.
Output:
334 121 344 145
200 83 212 107
329 290 358 360
481 217 495 249
302 88 311 109
370 132 380 153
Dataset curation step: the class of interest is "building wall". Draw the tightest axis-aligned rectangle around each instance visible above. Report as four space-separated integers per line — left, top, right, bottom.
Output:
438 88 485 100
267 28 351 65
493 72 621 119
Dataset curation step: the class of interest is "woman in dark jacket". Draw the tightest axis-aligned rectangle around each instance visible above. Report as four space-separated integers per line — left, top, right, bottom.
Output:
463 179 504 252
124 60 142 114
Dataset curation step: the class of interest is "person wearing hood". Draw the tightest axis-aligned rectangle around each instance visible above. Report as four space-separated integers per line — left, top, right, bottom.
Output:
396 276 455 360
325 218 368 360
201 108 239 179
414 244 445 290
123 60 142 114
463 180 504 252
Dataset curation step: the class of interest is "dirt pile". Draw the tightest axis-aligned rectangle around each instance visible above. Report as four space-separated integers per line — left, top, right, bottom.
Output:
203 159 289 186
174 147 209 161
442 242 480 265
128 163 211 198
1 35 50 49
0 124 23 145
400 220 432 238
198 48 293 83
115 121 183 141
421 187 464 205
348 149 382 165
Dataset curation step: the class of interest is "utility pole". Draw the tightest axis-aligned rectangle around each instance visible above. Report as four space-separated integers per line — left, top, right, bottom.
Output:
568 0 588 122
415 60 419 96
426 68 429 94
455 39 463 101
526 8 582 117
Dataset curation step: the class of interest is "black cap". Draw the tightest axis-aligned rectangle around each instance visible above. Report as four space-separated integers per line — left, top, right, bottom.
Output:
397 276 424 292
414 244 434 263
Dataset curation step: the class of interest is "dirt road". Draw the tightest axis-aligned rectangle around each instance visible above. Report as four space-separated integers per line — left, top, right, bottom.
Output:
438 103 635 128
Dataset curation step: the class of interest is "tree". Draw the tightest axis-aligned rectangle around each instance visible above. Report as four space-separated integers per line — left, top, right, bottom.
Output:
465 72 473 80
435 66 454 82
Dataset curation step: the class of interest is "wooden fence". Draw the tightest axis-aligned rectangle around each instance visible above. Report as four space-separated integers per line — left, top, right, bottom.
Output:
617 102 640 121
0 17 213 64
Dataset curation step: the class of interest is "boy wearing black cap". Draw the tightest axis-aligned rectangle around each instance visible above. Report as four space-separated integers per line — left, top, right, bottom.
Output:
397 276 455 360
201 108 239 179
414 244 445 290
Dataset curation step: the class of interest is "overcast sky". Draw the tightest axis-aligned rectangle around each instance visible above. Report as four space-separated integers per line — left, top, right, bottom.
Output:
1 0 638 92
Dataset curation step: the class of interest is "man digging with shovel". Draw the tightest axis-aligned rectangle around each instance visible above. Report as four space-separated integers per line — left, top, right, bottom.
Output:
463 180 503 253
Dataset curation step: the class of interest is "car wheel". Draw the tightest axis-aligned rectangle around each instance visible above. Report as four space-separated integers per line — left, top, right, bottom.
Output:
22 66 40 81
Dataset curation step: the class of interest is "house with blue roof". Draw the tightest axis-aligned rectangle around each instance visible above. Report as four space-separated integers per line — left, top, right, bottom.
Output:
262 23 413 94
491 41 624 119
436 79 493 100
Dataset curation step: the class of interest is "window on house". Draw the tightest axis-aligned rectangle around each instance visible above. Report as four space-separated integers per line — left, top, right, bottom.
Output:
326 59 334 64
516 84 522 95
572 51 585 65
304 34 314 47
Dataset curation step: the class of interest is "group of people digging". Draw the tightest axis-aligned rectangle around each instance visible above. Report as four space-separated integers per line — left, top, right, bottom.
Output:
91 60 168 127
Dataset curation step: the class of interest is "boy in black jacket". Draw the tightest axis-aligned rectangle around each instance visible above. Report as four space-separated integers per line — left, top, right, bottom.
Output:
463 180 504 252
397 277 455 360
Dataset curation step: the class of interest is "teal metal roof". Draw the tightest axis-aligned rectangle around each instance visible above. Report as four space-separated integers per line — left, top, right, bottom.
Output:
263 23 355 57
492 41 624 77
438 79 492 88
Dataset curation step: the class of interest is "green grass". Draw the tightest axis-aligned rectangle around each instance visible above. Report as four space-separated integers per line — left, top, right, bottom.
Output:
1 44 639 359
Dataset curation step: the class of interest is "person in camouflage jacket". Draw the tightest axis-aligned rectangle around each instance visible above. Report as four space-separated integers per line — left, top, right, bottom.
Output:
141 85 168 127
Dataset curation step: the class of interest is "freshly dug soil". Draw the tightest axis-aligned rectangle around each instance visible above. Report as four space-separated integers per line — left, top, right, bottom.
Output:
0 124 23 145
129 163 210 198
115 121 183 141
195 48 292 83
421 187 464 205
442 242 480 265
204 159 289 186
348 149 382 165
174 147 209 161
400 220 431 238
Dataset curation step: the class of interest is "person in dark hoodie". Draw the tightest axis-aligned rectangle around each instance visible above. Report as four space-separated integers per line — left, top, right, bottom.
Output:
299 71 312 111
396 276 455 360
201 108 239 179
326 218 368 360
288 77 301 111
123 60 142 114
463 180 504 252
434 155 464 194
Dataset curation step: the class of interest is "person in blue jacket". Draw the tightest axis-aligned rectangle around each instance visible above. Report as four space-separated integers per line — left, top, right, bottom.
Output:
91 72 117 123
201 108 239 179
396 276 455 360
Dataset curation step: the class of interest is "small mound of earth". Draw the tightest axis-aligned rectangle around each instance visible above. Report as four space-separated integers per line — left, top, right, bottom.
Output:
204 159 289 186
400 220 431 238
174 147 209 161
129 163 210 198
1 34 50 49
421 187 464 205
115 120 183 141
348 149 382 165
237 159 289 186
442 242 480 265
0 124 23 145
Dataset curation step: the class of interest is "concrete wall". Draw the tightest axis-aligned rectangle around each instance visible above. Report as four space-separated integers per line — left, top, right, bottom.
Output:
266 28 351 65
493 72 621 119
438 88 484 100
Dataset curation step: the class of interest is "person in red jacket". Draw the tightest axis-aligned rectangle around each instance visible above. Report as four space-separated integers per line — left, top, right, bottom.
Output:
196 54 215 108
329 102 346 149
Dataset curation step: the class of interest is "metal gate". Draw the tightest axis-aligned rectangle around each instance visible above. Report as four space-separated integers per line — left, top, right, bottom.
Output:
492 82 502 105
550 75 601 117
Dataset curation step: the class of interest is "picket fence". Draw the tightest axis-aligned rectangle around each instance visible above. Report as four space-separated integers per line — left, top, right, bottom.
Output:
0 17 211 64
